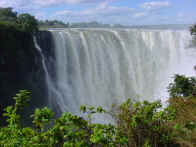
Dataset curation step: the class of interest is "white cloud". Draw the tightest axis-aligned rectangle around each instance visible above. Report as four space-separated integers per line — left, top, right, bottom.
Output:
52 1 134 23
55 10 73 16
133 12 147 18
1 0 188 25
55 1 133 17
0 0 103 10
34 11 47 20
45 1 133 24
0 0 29 9
33 0 100 6
140 1 171 10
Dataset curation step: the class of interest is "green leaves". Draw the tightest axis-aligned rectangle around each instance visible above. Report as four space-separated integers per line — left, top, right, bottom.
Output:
190 24 196 36
0 8 39 34
3 90 31 127
1 89 196 146
168 74 196 98
185 121 196 130
0 7 17 23
17 13 38 34
80 105 86 113
32 107 54 131
13 90 30 109
116 99 178 146
90 124 116 146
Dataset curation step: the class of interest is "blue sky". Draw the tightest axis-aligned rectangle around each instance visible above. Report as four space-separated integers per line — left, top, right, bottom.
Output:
0 0 196 25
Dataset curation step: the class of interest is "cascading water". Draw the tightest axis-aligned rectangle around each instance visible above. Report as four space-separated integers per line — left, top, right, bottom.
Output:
33 37 59 110
37 29 196 116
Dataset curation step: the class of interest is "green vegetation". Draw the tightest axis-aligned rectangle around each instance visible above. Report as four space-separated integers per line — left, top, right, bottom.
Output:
190 24 196 47
71 21 111 28
17 13 38 34
0 7 38 34
39 20 130 29
1 7 196 147
39 20 70 29
0 74 196 146
190 24 196 35
168 74 196 97
0 7 17 23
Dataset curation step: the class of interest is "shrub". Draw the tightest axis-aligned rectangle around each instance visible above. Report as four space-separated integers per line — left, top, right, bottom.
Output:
0 7 39 34
169 97 196 147
114 99 178 147
1 87 196 146
0 7 17 23
190 24 196 35
168 74 196 98
17 13 38 34
0 91 124 146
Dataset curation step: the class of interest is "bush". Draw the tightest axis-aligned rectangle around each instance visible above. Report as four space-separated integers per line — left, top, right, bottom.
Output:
0 8 39 34
113 99 178 147
168 75 196 97
1 74 196 146
17 13 38 34
169 97 196 147
190 24 196 35
0 7 17 23
168 74 196 98
0 91 124 146
0 21 21 31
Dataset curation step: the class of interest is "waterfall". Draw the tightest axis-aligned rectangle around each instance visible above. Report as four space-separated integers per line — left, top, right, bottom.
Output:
38 29 196 115
33 37 60 110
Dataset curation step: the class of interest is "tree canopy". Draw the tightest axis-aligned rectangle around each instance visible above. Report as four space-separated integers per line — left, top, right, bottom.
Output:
0 7 17 23
17 13 38 33
38 20 69 28
190 24 196 35
0 8 38 34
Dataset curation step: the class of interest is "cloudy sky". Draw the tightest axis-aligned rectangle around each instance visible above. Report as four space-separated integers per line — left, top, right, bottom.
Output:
0 0 196 25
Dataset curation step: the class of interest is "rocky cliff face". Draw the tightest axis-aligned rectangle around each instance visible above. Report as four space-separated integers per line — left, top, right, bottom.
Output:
36 31 56 82
0 29 54 124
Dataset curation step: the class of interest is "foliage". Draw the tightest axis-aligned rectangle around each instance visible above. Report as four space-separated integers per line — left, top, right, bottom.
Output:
0 91 124 146
113 99 178 147
169 97 196 147
0 20 21 31
168 74 196 98
39 20 70 28
0 7 17 23
32 107 54 131
1 88 196 146
190 24 196 35
71 21 111 28
0 7 38 34
17 13 38 33
1 14 196 146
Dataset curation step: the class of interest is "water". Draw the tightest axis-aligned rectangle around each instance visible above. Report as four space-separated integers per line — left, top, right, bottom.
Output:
35 29 196 118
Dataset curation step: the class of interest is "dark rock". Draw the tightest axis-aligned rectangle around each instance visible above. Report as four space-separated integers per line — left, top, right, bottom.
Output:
0 29 54 125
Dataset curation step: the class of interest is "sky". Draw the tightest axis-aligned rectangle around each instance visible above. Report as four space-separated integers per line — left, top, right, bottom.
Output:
0 0 196 25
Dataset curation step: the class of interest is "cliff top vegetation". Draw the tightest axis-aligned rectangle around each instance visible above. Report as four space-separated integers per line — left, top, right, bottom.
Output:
190 24 196 35
0 7 38 34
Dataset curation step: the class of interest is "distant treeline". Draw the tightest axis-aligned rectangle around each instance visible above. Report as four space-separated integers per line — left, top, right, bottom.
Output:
0 7 195 31
39 20 128 28
39 20 193 30
38 20 70 28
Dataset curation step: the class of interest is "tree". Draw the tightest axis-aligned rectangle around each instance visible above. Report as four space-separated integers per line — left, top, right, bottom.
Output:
17 13 38 33
0 7 17 23
38 20 70 28
168 74 196 97
190 24 196 35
